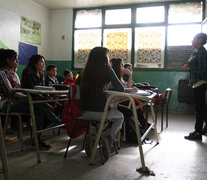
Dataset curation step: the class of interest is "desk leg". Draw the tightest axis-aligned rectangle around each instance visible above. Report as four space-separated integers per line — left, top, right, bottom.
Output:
28 95 41 163
131 98 156 176
3 98 12 137
150 101 159 144
0 116 10 180
130 98 146 170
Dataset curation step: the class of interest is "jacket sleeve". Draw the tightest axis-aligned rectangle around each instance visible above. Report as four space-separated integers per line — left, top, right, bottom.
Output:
109 68 124 92
0 71 12 92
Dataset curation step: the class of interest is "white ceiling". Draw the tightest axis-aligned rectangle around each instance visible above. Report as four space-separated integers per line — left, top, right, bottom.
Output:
32 0 177 10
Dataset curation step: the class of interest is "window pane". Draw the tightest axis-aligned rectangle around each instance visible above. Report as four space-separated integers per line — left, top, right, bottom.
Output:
134 27 165 68
74 29 101 68
167 46 194 69
75 9 102 28
136 6 164 23
168 25 201 46
105 9 131 25
168 2 202 23
103 29 131 63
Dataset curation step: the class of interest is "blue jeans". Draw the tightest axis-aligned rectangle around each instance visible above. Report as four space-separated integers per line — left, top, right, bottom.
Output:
2 100 60 131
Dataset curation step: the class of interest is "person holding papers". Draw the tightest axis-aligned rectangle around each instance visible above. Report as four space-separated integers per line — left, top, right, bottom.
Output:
182 33 207 140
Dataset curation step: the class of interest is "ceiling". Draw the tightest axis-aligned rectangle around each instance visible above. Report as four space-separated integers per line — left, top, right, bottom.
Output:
32 0 177 10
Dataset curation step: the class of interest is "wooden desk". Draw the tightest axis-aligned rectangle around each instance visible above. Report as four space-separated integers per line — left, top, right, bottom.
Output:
5 88 68 163
89 90 159 175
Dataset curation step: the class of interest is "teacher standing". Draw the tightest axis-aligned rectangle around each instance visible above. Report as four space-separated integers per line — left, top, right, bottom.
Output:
182 33 207 140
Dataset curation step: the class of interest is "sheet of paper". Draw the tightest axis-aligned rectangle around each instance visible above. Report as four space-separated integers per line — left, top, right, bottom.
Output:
129 90 152 96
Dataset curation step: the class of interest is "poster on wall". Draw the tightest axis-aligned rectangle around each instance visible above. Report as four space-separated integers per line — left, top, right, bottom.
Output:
0 40 8 49
18 42 38 65
20 16 41 45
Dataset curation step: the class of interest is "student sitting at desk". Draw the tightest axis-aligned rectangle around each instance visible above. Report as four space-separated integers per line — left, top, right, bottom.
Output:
45 64 59 86
0 48 21 133
110 58 151 136
21 54 61 149
45 64 64 115
123 63 150 88
77 47 124 161
0 49 57 150
63 69 76 85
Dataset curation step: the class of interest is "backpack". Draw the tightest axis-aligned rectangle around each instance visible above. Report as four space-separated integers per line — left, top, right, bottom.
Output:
62 85 87 138
125 117 144 143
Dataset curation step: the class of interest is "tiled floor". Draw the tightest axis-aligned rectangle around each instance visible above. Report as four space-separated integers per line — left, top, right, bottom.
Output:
1 112 207 180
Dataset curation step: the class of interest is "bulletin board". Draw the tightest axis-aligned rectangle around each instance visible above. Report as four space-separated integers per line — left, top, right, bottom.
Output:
20 16 41 45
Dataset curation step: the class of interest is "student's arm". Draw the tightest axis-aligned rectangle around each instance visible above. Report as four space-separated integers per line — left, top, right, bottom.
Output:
123 69 133 88
0 71 13 93
0 70 26 98
21 72 40 89
124 87 138 93
109 68 124 92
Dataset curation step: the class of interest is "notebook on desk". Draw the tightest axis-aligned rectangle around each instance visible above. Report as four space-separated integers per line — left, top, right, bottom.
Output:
129 90 152 96
34 86 55 91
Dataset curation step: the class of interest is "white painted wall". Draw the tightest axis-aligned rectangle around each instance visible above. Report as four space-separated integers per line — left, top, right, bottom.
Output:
48 9 73 61
0 0 50 57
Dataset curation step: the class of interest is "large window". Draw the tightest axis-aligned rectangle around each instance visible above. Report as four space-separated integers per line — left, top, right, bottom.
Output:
103 28 131 62
135 27 165 68
73 1 204 69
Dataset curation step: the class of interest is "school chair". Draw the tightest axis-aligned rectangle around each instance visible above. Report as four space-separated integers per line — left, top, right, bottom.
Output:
145 88 172 132
63 85 119 164
1 110 30 152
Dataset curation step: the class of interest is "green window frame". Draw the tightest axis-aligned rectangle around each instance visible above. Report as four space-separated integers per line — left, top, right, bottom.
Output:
72 0 205 70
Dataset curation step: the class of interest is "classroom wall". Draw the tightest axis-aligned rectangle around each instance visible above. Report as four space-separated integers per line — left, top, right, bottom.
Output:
133 70 194 113
0 0 50 56
48 10 73 61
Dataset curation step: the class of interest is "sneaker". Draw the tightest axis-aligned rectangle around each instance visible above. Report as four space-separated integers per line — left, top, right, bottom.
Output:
184 131 202 141
39 141 51 150
101 138 110 161
85 134 95 157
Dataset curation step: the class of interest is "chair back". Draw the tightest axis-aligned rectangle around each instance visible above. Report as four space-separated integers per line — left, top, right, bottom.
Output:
164 88 172 105
68 85 80 101
63 84 87 138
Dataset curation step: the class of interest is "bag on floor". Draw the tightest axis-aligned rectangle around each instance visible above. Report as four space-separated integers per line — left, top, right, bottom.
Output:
62 85 87 138
125 117 144 143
